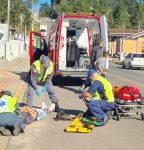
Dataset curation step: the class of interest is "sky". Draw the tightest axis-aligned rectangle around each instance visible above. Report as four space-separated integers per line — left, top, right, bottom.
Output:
38 0 51 5
33 0 51 13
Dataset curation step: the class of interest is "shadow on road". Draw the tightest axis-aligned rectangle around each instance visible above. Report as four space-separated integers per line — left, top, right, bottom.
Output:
11 72 85 94
53 76 84 94
116 66 144 71
10 71 28 82
61 109 84 116
59 86 81 94
52 76 84 86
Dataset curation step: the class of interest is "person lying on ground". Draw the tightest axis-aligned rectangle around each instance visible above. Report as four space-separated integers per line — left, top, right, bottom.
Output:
20 102 48 124
0 91 26 136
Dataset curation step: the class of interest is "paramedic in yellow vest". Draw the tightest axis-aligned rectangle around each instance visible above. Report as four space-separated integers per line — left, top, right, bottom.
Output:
80 69 115 125
0 91 25 136
27 55 60 112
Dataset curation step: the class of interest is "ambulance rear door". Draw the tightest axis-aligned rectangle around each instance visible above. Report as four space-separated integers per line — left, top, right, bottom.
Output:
29 31 48 65
100 15 108 51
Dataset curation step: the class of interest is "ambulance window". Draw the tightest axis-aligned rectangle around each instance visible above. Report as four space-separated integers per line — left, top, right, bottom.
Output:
32 34 46 51
32 34 41 49
49 31 56 50
31 33 48 62
91 20 99 35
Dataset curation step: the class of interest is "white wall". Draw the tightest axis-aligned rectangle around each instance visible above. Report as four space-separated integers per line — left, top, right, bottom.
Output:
0 40 25 61
0 24 8 41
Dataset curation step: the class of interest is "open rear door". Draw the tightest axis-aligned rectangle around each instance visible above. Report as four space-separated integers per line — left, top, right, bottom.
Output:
29 32 48 65
100 15 108 51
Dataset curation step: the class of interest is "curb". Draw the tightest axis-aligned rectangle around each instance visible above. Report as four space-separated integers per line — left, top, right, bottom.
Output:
14 82 27 102
111 61 123 65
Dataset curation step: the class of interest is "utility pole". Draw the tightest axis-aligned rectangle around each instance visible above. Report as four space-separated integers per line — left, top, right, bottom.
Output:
20 15 23 41
136 20 141 53
122 23 125 52
53 0 55 10
7 0 10 41
120 23 125 61
32 0 34 31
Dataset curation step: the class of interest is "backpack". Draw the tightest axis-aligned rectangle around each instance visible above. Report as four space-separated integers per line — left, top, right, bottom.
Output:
112 86 123 97
115 86 142 102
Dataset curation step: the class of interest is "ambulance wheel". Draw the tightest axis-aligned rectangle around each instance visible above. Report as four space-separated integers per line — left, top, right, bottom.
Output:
122 64 125 69
141 113 144 121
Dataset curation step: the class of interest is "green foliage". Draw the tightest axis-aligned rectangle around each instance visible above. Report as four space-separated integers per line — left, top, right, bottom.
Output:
130 3 144 28
39 2 50 17
0 0 8 22
113 5 131 28
0 0 38 31
1 0 144 30
47 0 144 29
34 24 40 32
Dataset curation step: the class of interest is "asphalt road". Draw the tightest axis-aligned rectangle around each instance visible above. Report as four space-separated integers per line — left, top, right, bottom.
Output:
108 63 144 95
5 63 144 150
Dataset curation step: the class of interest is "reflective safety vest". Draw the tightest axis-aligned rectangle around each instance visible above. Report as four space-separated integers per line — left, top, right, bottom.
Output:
92 75 114 103
0 95 17 113
32 60 54 83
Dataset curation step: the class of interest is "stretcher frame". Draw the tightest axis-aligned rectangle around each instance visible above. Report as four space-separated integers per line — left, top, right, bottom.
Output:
115 99 144 121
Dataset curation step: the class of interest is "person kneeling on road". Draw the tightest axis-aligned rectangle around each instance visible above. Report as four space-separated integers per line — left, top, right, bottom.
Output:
26 55 60 112
80 69 115 126
0 91 26 136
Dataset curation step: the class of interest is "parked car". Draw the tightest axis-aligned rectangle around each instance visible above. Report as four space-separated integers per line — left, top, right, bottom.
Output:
122 53 144 69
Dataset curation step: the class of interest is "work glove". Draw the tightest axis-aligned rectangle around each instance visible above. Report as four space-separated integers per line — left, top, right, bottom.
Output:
79 84 85 92
36 89 41 96
41 86 47 93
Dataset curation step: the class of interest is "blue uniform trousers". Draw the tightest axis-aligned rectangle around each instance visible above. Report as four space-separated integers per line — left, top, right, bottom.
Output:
87 100 115 120
0 113 26 130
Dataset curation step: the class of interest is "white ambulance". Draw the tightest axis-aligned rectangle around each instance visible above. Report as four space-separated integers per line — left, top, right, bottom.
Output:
29 13 108 77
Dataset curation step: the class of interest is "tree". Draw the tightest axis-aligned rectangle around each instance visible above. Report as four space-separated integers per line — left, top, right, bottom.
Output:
39 2 50 17
0 0 7 22
131 3 144 28
113 1 131 29
59 0 91 14
51 0 61 5
0 0 36 31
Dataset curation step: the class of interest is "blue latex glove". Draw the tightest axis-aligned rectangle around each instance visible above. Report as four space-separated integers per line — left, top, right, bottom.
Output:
36 89 41 96
41 86 47 93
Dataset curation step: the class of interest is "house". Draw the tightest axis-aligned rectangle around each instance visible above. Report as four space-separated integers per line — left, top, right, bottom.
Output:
108 28 144 56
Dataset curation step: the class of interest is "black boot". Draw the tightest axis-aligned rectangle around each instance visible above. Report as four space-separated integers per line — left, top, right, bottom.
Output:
54 102 61 112
55 110 72 121
13 124 22 136
0 126 11 136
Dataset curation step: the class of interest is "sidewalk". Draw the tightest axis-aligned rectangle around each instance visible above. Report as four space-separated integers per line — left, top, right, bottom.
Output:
0 51 29 149
0 51 29 94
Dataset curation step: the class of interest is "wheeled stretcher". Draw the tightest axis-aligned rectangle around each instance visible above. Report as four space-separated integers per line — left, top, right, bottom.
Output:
115 99 144 121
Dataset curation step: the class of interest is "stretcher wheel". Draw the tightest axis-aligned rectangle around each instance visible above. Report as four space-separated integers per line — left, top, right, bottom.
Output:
116 110 120 121
113 107 120 121
141 113 144 121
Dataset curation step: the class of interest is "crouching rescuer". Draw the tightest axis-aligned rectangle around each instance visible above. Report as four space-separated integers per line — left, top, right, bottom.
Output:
80 69 115 126
0 91 25 136
27 55 60 112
